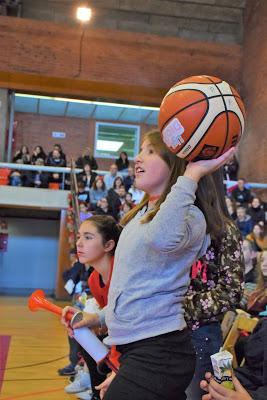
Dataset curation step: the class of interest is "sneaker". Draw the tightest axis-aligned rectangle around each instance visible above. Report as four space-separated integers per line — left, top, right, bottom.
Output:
65 368 91 394
57 363 76 376
76 389 93 400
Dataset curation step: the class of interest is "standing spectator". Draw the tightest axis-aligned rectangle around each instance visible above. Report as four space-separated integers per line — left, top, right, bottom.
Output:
236 206 253 238
247 197 266 227
223 154 239 181
246 223 267 252
78 163 97 192
76 147 98 170
123 166 135 192
128 179 145 204
231 178 253 206
103 164 121 191
184 171 244 400
12 145 31 164
90 177 107 209
31 145 46 164
46 149 66 167
48 144 66 161
115 151 129 172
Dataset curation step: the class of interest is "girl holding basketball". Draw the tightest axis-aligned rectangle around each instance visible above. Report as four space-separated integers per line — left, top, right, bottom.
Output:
63 130 236 400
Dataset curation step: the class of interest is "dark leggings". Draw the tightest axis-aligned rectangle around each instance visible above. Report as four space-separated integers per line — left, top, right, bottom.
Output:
104 329 196 400
79 337 107 396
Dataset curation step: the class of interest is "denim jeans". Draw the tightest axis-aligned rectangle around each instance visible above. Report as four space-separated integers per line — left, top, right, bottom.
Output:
186 322 223 400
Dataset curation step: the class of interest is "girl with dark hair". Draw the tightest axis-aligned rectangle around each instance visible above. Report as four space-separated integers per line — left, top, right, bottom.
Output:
106 177 124 220
184 169 244 399
31 145 46 164
115 151 129 172
90 178 107 209
63 215 121 400
13 145 31 164
63 130 236 400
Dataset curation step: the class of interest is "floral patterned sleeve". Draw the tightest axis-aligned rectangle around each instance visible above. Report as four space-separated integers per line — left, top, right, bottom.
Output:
184 223 245 330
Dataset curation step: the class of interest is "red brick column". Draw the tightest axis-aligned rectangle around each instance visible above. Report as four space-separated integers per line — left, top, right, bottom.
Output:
239 0 267 183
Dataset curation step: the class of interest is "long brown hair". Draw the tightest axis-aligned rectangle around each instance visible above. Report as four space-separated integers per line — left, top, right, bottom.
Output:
121 130 229 242
256 250 267 291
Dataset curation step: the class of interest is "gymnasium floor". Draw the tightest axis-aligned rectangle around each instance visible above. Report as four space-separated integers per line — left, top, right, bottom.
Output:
0 296 77 400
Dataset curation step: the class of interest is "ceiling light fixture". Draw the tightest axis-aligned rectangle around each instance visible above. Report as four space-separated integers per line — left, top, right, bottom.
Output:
76 6 92 22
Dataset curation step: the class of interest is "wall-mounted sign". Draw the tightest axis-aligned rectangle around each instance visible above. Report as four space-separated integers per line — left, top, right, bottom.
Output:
52 131 66 139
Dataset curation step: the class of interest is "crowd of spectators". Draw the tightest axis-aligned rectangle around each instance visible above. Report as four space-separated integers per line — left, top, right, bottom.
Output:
6 144 144 223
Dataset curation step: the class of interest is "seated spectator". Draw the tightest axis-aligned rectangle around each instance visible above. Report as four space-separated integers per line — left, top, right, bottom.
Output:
107 177 124 220
243 239 257 284
8 169 23 186
246 224 267 252
48 172 62 189
76 147 98 170
223 154 239 181
231 178 253 206
77 181 90 205
119 201 133 221
30 145 46 164
235 206 253 238
115 151 129 172
125 191 134 205
90 177 107 209
103 164 122 190
225 196 237 220
48 143 66 161
12 145 31 164
79 202 93 222
46 149 66 167
77 163 97 191
94 197 114 218
123 166 135 192
128 180 145 205
26 158 49 188
247 250 267 315
118 185 126 206
247 197 266 227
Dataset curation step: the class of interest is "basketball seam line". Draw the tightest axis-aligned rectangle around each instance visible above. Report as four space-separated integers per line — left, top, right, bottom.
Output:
180 110 241 159
206 76 229 157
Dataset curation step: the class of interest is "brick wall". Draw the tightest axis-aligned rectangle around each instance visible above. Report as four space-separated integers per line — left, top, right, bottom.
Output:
238 0 267 185
0 16 243 105
14 112 153 170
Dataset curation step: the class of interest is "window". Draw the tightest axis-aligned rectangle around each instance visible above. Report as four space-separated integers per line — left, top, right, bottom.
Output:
94 122 140 159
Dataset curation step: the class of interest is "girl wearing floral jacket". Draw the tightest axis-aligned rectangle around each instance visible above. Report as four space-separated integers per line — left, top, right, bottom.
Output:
184 170 245 400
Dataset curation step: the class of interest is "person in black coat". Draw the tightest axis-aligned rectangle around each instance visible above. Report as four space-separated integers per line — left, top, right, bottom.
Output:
77 163 97 191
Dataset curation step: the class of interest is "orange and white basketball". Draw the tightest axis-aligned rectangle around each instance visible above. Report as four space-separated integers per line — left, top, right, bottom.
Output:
159 75 245 161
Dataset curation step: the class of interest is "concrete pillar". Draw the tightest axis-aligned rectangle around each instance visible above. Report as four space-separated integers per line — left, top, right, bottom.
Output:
239 0 267 183
0 89 8 161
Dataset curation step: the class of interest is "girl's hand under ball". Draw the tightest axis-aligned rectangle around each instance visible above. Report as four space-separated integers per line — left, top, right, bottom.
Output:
184 147 236 183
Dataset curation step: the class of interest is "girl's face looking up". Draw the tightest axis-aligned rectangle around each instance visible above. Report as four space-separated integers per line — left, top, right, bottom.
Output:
135 139 170 196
